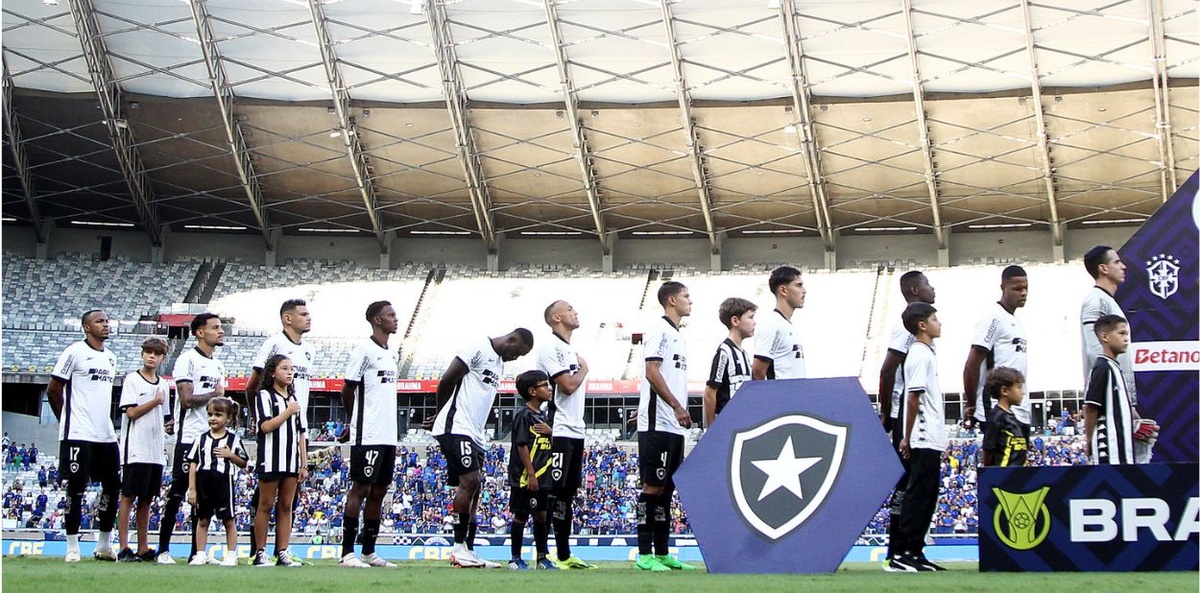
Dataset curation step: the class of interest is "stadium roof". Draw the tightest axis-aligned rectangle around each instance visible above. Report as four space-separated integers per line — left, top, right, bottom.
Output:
2 0 1197 253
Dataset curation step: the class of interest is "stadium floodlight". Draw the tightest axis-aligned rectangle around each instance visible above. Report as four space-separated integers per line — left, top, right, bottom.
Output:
70 220 135 228
298 227 359 233
43 0 59 5
183 224 247 231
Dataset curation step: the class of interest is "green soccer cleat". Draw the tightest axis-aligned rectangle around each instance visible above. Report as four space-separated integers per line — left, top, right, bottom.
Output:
556 556 598 570
635 554 670 572
655 555 696 570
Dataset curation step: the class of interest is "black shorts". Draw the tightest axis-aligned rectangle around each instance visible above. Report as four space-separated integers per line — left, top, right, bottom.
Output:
510 486 549 517
194 471 235 521
435 434 484 487
59 440 120 494
549 437 585 495
638 432 684 488
350 445 396 485
168 440 192 496
121 463 163 500
257 471 298 482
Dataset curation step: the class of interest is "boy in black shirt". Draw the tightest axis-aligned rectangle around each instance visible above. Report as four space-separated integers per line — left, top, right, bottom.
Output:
508 370 557 570
982 367 1028 467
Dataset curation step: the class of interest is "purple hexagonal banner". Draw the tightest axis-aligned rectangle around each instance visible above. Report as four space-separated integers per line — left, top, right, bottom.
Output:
676 377 902 573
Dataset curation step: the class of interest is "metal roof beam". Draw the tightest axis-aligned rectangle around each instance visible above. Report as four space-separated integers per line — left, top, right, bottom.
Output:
3 56 45 243
779 0 834 251
901 0 945 248
425 0 497 252
660 0 719 254
189 0 273 249
1019 0 1062 245
1146 0 1177 200
308 0 386 249
66 0 163 245
544 0 609 254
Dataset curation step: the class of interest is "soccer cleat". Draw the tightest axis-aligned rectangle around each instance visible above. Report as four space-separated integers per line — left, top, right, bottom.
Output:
915 554 946 572
252 549 272 567
362 553 397 568
220 553 238 567
898 552 934 572
339 553 371 568
655 555 695 571
156 551 176 565
555 556 598 570
635 554 670 572
276 549 303 567
479 557 503 569
449 545 485 568
206 553 222 565
535 556 559 570
117 548 141 563
93 548 118 562
188 552 208 566
64 549 82 564
137 549 158 563
883 556 917 573
508 559 530 571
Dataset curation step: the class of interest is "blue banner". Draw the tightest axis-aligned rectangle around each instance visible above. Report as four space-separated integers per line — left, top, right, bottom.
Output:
979 462 1199 571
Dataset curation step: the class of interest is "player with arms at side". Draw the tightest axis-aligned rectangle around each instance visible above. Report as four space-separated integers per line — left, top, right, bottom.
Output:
47 310 120 563
430 328 534 568
963 266 1029 437
752 266 807 380
876 271 935 571
1083 315 1137 465
703 298 755 427
536 300 597 569
1080 246 1139 412
158 313 226 564
635 282 696 572
338 301 402 569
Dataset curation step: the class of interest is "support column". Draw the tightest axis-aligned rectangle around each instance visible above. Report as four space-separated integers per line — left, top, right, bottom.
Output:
1051 223 1066 262
937 225 951 267
151 224 169 264
265 227 283 266
823 248 837 272
602 232 616 273
710 232 723 272
36 222 53 259
380 230 396 270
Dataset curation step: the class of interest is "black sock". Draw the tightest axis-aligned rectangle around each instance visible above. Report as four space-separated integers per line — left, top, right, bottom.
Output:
510 517 527 561
635 492 653 555
342 515 359 557
158 495 182 552
887 489 904 560
453 513 470 545
248 488 259 552
552 497 572 561
467 521 478 551
653 494 671 556
96 487 118 531
533 518 549 558
65 492 83 535
361 519 380 556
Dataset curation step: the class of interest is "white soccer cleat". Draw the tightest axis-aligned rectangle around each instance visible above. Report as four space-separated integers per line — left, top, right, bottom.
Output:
92 548 118 562
449 545 485 568
362 553 397 568
339 553 371 568
206 553 221 565
64 549 82 563
188 552 208 566
220 553 238 567
478 557 502 569
156 551 176 565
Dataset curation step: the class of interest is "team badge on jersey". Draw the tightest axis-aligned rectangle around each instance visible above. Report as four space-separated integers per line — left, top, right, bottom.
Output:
730 414 847 541
1147 254 1180 300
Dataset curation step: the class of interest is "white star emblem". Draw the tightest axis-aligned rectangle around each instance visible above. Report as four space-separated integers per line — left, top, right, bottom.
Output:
751 436 821 501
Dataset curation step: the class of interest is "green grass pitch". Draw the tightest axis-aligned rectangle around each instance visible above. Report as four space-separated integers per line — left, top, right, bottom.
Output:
2 558 1196 593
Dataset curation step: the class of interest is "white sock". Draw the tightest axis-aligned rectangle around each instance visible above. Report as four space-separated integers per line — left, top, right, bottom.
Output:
67 534 80 551
96 532 112 552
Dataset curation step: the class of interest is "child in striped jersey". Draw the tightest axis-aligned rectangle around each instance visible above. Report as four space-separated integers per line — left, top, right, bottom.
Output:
187 397 247 566
252 355 307 567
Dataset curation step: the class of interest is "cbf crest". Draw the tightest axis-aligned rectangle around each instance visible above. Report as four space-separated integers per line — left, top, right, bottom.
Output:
730 415 847 541
1147 254 1180 300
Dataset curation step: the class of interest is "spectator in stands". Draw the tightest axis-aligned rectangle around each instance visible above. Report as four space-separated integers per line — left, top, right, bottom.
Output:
38 467 47 489
29 443 38 466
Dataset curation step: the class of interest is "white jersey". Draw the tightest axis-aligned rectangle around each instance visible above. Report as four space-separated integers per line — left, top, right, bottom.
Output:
51 341 118 443
970 302 1030 424
172 347 227 445
432 336 503 446
638 316 688 435
343 337 401 446
1080 286 1136 405
886 322 916 420
753 309 806 379
252 332 317 431
903 341 947 452
537 333 586 440
119 371 167 466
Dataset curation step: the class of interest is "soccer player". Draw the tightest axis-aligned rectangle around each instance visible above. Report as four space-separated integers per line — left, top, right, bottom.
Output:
752 266 807 380
535 300 597 569
1080 246 1137 407
116 337 170 562
1083 315 1136 465
703 297 755 427
981 367 1029 467
635 281 695 572
430 328 534 568
507 370 557 571
963 266 1029 435
338 301 402 569
158 313 226 564
47 310 120 563
893 302 946 573
876 270 935 569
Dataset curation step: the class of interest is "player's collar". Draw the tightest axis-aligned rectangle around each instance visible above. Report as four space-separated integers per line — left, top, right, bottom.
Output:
661 315 679 330
370 335 389 350
281 330 303 346
553 331 571 345
193 346 214 359
1093 285 1116 299
774 308 789 321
